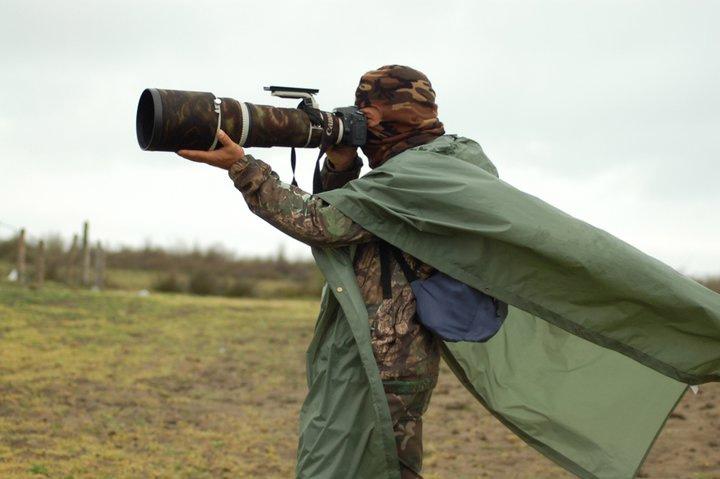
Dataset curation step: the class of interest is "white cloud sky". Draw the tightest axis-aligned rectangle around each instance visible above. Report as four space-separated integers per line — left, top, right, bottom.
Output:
1 0 718 274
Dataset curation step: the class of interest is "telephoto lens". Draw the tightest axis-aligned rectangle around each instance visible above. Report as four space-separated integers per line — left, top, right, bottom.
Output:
135 88 365 152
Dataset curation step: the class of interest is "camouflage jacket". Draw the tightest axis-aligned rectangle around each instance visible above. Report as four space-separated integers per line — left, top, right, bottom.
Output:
229 155 440 388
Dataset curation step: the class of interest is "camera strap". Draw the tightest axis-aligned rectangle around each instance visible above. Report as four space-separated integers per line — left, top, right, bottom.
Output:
291 102 336 193
289 147 325 194
312 150 324 194
290 147 298 187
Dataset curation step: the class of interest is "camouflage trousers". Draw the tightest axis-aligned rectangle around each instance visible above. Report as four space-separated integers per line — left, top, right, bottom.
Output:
384 381 436 478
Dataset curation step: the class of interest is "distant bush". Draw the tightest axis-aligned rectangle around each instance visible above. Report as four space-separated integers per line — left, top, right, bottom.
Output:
153 273 184 293
188 270 219 296
225 279 255 298
0 238 15 260
0 235 323 298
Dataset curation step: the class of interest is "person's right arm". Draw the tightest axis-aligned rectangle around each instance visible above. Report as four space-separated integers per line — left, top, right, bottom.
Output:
228 155 373 248
177 131 372 249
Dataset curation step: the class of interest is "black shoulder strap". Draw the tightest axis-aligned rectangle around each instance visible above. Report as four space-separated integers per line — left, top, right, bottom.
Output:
379 241 393 299
378 241 418 300
390 245 418 283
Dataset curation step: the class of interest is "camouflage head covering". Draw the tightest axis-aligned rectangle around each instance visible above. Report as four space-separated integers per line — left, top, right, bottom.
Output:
355 65 445 168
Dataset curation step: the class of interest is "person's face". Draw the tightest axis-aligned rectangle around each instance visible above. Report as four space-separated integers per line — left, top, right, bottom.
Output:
356 104 381 162
360 105 382 130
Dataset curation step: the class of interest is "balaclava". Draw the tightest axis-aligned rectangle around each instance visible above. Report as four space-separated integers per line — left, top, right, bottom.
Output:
355 65 445 168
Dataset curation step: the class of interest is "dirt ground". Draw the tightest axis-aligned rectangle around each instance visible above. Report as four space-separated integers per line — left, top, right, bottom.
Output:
0 286 718 478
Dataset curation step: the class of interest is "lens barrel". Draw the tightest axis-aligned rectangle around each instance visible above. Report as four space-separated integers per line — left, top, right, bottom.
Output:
136 88 345 152
136 89 224 151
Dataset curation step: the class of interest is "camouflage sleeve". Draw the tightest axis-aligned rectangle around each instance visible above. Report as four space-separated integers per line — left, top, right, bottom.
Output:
228 155 374 248
320 156 363 191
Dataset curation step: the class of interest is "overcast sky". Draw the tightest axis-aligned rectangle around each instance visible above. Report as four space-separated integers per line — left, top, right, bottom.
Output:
1 0 718 275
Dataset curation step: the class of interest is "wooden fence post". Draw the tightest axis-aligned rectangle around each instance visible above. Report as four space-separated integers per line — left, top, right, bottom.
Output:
36 240 46 287
81 221 90 287
66 234 79 285
93 241 105 289
17 228 26 285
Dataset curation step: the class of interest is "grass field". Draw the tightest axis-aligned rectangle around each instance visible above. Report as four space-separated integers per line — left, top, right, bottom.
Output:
1 284 718 478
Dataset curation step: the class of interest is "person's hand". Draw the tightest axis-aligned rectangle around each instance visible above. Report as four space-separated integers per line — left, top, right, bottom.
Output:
325 145 358 171
177 130 245 170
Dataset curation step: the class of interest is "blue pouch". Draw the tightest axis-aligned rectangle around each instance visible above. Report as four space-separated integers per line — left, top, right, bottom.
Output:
383 244 507 343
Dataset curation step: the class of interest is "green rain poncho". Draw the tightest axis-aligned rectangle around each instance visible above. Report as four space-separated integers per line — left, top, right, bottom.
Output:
296 135 720 479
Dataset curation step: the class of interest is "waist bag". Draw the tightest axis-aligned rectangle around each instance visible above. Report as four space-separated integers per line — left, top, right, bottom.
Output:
379 243 507 343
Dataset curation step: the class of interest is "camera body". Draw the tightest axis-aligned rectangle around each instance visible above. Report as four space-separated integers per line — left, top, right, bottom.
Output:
333 106 367 147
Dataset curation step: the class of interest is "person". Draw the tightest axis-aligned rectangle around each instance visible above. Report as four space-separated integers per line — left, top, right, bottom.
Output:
177 65 720 479
179 65 445 478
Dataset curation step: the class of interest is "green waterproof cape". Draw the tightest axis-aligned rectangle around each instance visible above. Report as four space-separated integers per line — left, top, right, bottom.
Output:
296 135 720 479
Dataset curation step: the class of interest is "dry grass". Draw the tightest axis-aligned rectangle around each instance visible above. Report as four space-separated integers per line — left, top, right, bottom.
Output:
0 285 314 478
